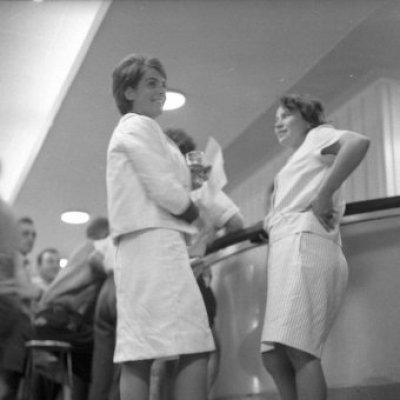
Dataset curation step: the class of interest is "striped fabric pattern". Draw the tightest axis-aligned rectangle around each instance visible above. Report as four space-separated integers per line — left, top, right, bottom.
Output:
261 233 348 357
261 125 352 357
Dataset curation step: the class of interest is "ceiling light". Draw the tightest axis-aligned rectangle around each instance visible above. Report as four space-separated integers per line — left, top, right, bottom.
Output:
164 90 186 111
61 211 90 224
60 258 68 268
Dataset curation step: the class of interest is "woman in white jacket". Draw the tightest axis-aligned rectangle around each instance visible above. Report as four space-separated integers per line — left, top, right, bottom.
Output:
106 54 214 400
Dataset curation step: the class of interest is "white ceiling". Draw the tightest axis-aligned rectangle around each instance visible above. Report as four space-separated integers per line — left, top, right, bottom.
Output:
2 0 398 262
0 0 110 202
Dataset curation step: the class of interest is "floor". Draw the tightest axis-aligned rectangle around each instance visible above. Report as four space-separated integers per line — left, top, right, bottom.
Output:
210 383 400 400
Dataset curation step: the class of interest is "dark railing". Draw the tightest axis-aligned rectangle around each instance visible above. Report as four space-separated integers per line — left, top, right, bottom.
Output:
205 196 400 255
344 196 400 215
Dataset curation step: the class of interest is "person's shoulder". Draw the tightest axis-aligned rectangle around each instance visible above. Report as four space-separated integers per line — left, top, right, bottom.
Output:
308 124 343 144
116 113 162 143
307 125 355 156
121 113 159 130
309 124 336 136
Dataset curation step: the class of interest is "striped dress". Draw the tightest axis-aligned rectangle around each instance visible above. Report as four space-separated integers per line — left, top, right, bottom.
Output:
261 125 349 358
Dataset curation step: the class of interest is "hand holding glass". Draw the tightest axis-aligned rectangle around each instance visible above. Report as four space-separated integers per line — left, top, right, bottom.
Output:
185 151 211 189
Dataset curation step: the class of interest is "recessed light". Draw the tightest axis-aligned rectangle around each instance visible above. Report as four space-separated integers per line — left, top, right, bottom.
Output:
164 90 186 111
60 258 68 268
61 211 90 224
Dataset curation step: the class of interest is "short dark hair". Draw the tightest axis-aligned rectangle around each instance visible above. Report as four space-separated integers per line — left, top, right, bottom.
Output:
112 53 167 115
86 217 109 240
18 216 34 225
37 248 59 266
279 93 326 130
165 128 197 155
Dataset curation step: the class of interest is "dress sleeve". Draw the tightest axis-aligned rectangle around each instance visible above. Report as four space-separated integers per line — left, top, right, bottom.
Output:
206 191 240 229
118 115 195 217
192 187 240 229
309 125 347 152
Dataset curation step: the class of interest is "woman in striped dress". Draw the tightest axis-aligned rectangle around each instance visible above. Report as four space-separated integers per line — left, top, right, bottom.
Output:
261 94 370 400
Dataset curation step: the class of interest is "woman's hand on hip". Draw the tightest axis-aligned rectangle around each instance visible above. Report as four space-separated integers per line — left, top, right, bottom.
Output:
310 194 337 232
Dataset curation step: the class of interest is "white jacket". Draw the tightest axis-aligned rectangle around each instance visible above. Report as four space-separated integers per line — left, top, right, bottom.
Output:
106 113 196 240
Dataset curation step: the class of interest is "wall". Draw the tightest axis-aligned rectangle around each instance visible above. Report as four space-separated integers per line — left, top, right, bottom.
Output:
322 215 400 389
209 214 400 399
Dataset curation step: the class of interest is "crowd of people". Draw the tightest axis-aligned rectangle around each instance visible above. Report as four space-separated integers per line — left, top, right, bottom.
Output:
0 52 370 400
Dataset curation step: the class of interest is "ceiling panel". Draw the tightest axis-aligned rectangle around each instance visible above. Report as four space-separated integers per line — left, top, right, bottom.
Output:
5 0 396 263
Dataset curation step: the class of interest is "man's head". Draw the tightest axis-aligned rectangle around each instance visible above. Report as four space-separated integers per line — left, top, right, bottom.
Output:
37 248 60 284
18 217 37 256
86 217 109 240
165 128 197 155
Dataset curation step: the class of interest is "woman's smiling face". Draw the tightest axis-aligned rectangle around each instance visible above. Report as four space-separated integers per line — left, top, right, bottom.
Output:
274 105 310 149
128 67 167 119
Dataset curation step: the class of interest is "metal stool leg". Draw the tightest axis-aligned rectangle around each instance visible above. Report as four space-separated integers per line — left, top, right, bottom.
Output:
23 340 73 400
21 349 34 400
61 351 73 400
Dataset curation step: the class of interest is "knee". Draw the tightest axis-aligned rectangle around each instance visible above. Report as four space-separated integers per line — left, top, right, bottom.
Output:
286 347 317 371
262 350 289 375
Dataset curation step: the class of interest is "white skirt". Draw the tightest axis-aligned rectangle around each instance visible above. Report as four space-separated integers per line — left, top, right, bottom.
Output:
261 232 348 358
113 228 215 362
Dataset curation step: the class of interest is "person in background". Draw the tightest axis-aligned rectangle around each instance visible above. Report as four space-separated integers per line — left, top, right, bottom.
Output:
87 234 119 400
15 217 42 302
32 217 109 400
107 53 214 400
162 127 244 398
1 216 41 400
17 217 37 265
260 93 370 400
165 127 243 323
32 248 61 292
0 196 23 400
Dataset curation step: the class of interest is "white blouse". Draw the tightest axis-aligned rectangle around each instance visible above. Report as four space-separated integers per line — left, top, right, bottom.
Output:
265 125 347 245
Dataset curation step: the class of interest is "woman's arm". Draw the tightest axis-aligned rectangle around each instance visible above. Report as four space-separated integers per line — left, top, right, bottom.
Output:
121 116 198 222
224 213 245 233
312 131 370 231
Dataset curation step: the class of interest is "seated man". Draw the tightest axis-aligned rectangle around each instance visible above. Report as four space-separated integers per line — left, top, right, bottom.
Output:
32 217 109 400
32 248 61 293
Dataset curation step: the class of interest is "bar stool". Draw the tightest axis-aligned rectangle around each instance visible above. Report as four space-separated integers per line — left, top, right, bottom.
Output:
21 340 73 400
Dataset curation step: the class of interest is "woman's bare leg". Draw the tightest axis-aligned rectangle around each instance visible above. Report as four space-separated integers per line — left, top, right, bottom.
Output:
262 344 297 400
120 359 153 400
174 352 209 400
286 346 327 400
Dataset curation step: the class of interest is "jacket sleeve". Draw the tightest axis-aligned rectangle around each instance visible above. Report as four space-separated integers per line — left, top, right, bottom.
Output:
118 115 198 220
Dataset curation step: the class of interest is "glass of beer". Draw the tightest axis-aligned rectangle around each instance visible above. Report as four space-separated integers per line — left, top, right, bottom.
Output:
185 151 207 189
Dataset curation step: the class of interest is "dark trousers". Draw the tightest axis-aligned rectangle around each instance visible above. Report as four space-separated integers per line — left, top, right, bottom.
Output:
0 294 32 400
88 275 120 400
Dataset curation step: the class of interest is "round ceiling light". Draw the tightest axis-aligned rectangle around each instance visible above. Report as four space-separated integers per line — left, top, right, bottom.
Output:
163 90 186 111
61 211 90 224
